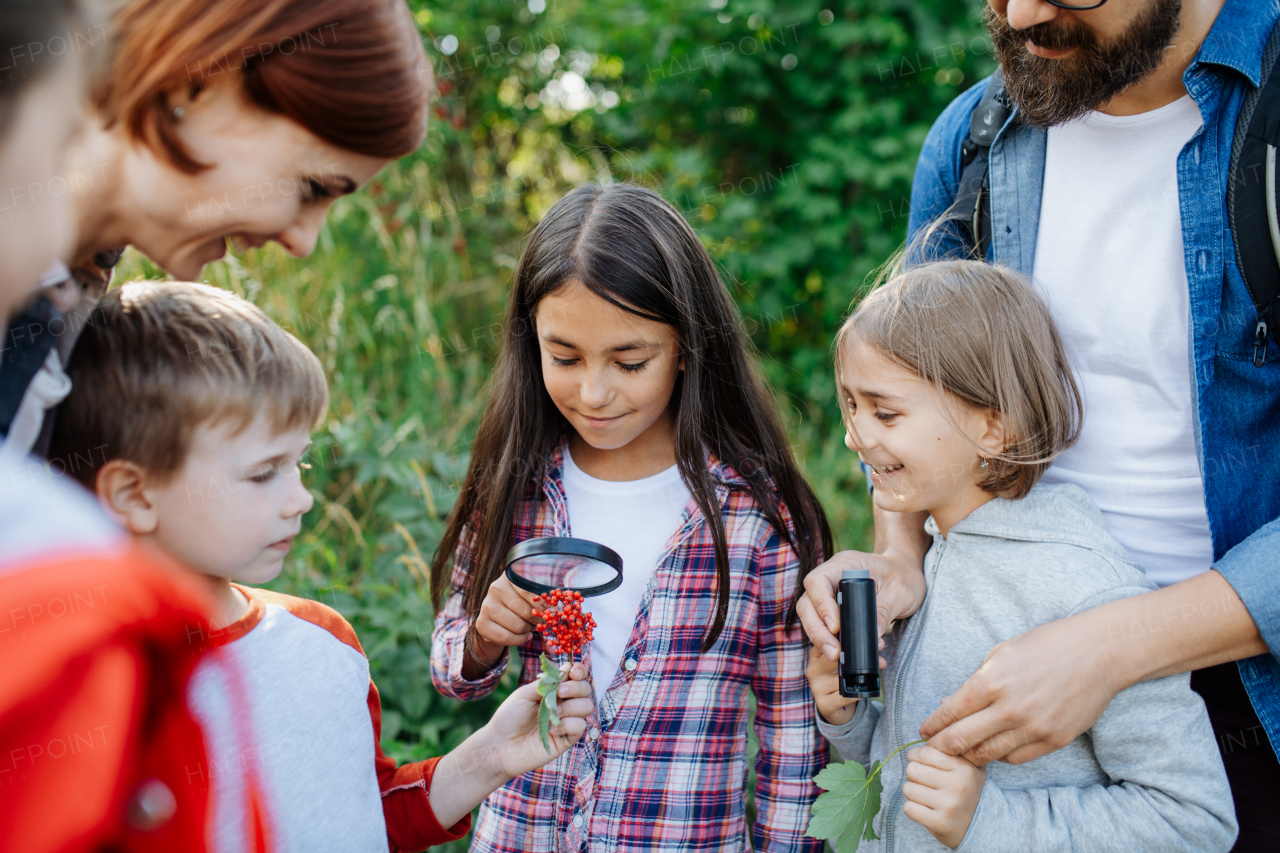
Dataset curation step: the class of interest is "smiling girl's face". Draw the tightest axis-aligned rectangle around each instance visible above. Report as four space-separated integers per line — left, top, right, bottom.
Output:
838 338 1004 536
535 279 683 480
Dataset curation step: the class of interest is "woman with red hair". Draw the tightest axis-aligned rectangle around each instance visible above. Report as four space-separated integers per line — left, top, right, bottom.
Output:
0 3 567 852
2 0 433 459
80 0 430 278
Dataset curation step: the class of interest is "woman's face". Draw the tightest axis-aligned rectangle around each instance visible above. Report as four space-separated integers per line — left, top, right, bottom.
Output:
116 72 391 279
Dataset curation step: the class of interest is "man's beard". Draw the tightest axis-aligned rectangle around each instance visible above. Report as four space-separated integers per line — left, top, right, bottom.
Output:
987 0 1183 127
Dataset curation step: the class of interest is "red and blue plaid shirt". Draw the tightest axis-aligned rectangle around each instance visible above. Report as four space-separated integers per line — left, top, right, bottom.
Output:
431 444 824 852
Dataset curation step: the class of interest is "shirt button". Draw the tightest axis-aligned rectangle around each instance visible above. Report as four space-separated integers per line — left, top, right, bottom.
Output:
589 727 600 740
573 814 584 828
624 658 638 672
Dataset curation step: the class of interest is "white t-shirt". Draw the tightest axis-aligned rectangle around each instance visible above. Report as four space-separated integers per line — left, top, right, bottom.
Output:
562 448 692 701
1032 95 1210 587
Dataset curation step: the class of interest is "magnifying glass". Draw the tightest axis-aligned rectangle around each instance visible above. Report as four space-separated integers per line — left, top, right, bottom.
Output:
504 536 624 598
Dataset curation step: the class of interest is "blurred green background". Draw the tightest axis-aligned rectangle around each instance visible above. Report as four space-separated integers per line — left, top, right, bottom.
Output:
119 0 991 846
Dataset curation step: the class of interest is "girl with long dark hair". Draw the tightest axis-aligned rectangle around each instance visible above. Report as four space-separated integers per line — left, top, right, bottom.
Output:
430 182 832 852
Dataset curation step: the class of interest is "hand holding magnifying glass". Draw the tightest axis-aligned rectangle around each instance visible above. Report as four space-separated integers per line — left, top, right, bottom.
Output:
464 537 624 679
505 537 623 750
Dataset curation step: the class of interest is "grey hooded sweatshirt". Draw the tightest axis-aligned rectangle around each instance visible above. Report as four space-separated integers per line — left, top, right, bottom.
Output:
818 483 1236 853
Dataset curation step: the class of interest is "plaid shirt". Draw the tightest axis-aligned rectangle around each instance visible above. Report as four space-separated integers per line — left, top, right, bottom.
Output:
431 445 824 853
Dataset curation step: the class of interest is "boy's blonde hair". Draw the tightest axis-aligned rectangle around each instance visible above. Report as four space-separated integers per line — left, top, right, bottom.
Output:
836 260 1082 500
50 281 329 487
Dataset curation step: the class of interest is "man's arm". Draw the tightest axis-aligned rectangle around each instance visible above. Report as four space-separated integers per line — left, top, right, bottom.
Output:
904 77 989 261
920 568 1269 765
936 646 1238 853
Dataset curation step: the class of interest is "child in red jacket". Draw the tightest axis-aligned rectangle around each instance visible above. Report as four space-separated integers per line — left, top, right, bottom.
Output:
0 505 220 853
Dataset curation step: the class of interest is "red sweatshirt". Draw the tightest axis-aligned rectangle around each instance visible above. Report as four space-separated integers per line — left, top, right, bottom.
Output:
0 453 283 853
0 543 230 853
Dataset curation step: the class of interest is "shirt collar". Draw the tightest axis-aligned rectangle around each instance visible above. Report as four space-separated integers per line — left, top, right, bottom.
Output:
201 583 267 648
1189 0 1278 87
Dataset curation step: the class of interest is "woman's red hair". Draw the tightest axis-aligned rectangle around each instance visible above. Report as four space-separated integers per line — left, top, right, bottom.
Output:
94 0 430 173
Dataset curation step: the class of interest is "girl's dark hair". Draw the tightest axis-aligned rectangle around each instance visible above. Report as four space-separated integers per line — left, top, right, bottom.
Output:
431 183 832 651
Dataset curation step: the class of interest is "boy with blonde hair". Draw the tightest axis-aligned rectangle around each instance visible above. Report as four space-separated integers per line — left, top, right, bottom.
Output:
50 281 592 852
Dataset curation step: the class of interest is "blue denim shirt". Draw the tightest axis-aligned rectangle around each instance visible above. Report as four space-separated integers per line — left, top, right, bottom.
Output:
907 0 1280 757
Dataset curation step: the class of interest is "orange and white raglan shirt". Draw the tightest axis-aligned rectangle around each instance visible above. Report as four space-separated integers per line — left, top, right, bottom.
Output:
188 584 469 853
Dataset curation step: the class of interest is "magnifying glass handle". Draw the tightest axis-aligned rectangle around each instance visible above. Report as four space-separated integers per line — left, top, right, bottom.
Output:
838 571 880 699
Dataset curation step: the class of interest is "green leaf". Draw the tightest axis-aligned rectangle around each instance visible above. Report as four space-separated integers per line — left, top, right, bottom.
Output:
537 696 552 752
543 687 561 726
537 654 565 694
805 760 884 853
535 653 566 752
536 655 567 698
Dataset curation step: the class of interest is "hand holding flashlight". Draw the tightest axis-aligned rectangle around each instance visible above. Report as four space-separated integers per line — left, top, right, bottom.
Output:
838 568 881 699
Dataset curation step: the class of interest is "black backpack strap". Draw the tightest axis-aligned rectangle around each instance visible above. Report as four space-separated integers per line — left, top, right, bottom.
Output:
1229 19 1280 367
0 295 60 438
938 70 1010 260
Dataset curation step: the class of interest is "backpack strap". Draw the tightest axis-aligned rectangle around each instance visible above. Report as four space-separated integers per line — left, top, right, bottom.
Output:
0 295 60 437
1229 19 1280 367
939 70 1010 260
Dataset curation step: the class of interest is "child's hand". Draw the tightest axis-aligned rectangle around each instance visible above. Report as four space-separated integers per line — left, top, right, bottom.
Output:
468 574 539 671
902 744 986 849
428 663 594 826
807 644 858 726
488 662 594 777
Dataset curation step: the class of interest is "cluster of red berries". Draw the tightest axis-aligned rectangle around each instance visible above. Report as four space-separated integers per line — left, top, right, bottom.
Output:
532 588 596 657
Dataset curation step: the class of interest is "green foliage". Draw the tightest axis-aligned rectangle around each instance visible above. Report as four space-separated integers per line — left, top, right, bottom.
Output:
535 655 568 752
807 739 923 853
807 760 885 853
116 1 987 847
413 0 992 537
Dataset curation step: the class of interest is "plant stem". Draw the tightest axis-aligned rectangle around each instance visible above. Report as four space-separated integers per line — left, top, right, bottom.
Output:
871 738 926 783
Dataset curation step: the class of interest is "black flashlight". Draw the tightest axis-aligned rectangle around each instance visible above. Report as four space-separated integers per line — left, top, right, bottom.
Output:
838 568 880 698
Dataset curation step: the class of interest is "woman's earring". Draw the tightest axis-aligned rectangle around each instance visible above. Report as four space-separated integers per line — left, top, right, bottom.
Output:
980 457 989 469
172 106 185 118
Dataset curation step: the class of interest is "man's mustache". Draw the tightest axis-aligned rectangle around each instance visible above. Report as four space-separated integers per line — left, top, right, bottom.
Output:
1001 17 1096 53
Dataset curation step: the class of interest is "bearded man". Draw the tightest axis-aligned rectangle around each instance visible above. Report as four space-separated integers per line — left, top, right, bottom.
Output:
799 1 1280 848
